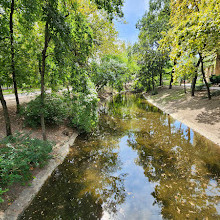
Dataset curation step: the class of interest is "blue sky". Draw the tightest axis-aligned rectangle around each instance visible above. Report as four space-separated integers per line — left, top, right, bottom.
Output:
114 0 149 44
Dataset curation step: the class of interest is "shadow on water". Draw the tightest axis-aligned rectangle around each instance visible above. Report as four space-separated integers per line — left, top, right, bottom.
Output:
20 93 220 220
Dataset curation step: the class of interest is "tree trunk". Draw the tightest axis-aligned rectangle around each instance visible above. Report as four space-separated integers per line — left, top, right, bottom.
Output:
199 53 211 100
10 0 20 113
151 73 154 92
183 77 186 93
0 85 12 136
191 59 201 96
41 22 50 141
169 60 176 89
159 71 162 86
169 72 173 89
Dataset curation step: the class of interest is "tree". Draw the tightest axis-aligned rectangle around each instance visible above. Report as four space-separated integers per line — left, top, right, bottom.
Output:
93 0 124 20
90 54 129 92
136 0 170 90
0 85 12 136
161 0 220 99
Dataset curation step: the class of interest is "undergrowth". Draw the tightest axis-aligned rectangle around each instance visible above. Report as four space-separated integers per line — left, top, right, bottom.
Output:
0 133 53 203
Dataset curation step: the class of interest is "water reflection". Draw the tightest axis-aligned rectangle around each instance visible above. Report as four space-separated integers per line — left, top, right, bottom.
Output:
21 93 220 220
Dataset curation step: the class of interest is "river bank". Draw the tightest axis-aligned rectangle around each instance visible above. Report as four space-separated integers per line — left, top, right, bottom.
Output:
144 86 220 146
0 94 79 220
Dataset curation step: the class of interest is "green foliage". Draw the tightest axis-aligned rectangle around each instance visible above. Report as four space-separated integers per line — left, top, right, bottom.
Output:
0 188 8 203
210 75 220 84
195 83 212 91
91 54 130 92
0 133 53 202
151 90 158 95
63 77 99 133
135 0 170 92
21 94 66 127
93 0 124 20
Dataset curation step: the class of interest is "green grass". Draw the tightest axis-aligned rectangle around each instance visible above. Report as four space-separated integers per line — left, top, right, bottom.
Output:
2 88 40 95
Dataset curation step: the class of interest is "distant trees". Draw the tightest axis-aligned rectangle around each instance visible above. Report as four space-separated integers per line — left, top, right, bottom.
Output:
135 0 170 92
136 0 220 98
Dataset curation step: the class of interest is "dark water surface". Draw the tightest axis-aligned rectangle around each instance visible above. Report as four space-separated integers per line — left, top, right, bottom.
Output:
21 93 220 220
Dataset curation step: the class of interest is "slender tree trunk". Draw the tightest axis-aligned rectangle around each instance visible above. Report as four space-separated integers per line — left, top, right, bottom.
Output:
169 72 173 89
183 76 186 93
169 60 176 89
159 71 162 86
199 53 211 100
10 0 20 113
0 85 12 136
151 73 154 91
41 22 50 141
191 59 201 96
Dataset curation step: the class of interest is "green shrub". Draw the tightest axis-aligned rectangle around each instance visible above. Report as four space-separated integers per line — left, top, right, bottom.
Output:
0 133 53 186
195 83 211 91
151 90 158 95
0 188 8 203
210 75 220 84
21 94 66 127
63 79 99 133
69 93 99 133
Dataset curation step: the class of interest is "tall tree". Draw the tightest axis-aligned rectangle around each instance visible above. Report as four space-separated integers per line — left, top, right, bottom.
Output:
9 0 20 113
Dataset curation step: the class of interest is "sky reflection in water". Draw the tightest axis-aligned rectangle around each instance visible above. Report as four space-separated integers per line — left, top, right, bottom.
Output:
21 93 220 220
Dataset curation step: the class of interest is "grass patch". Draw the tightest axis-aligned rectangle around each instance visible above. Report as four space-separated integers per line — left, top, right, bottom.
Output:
2 88 41 95
150 89 187 103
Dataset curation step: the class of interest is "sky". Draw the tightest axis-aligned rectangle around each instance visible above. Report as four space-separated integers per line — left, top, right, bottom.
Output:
114 0 149 44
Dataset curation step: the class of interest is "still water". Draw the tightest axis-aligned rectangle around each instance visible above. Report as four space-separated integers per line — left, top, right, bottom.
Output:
21 93 220 220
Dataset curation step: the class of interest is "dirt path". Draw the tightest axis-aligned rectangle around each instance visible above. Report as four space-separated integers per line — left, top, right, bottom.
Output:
144 87 220 146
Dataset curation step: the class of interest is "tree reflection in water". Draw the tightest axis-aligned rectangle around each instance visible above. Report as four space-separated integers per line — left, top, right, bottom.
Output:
21 93 220 220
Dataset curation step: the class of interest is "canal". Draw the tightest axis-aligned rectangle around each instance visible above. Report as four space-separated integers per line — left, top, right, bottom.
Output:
20 93 220 219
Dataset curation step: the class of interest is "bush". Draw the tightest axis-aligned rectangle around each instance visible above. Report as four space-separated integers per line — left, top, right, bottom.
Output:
63 78 99 133
195 83 212 91
210 75 220 84
21 94 66 127
151 90 158 95
0 133 53 186
0 188 8 203
68 93 99 133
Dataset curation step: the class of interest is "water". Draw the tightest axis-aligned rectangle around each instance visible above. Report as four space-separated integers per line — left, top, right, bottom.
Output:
20 93 220 220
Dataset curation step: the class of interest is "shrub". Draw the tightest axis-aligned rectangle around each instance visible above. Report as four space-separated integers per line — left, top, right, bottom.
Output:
0 133 53 186
0 188 8 203
21 94 66 127
69 93 99 133
63 78 99 133
210 75 220 84
151 90 158 95
195 83 211 91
